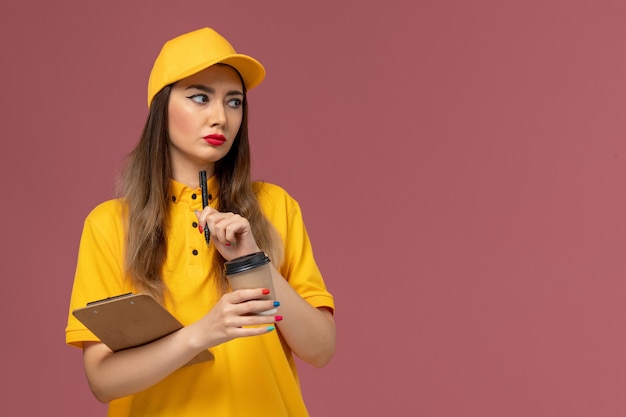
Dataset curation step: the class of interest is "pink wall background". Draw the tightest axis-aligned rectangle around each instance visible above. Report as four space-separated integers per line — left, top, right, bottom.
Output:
2 1 626 415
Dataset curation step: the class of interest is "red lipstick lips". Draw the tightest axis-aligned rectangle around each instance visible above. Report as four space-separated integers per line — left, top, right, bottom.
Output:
204 134 226 146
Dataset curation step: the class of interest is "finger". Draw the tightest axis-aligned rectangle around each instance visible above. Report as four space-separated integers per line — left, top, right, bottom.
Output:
232 312 281 327
213 215 254 247
198 209 237 245
217 315 276 341
234 299 281 316
227 288 274 304
194 208 211 227
223 216 248 243
211 214 238 243
230 324 277 338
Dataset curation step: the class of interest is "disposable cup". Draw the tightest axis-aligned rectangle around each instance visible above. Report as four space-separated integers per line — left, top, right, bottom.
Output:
224 252 276 316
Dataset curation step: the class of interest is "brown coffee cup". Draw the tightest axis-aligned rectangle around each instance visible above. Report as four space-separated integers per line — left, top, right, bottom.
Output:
224 252 276 315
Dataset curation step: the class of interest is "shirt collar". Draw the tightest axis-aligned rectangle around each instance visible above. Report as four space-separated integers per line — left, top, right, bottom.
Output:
169 175 218 206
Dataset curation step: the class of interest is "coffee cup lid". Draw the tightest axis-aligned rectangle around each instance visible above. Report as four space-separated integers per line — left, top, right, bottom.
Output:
224 251 270 275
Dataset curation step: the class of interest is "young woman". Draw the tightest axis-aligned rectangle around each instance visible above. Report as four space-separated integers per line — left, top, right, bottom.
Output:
65 27 336 417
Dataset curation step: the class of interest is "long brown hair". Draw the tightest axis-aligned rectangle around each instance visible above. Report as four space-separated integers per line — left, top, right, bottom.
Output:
117 72 282 302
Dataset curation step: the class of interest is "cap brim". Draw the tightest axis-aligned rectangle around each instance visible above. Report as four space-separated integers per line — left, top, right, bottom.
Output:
219 55 266 91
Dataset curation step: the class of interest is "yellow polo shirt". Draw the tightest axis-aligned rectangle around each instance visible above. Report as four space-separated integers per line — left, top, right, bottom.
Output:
66 177 334 417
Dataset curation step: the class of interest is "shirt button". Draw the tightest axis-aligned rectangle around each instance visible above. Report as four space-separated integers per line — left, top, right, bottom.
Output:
172 196 176 202
192 221 198 228
208 194 213 201
191 194 197 200
192 249 198 256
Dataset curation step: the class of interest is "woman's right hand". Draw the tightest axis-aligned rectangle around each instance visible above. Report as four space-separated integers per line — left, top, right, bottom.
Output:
187 287 281 350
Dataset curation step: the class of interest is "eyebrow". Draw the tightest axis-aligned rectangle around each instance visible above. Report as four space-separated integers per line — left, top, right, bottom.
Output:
185 84 244 97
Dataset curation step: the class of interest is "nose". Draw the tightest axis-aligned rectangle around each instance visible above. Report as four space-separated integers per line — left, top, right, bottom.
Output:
208 102 227 127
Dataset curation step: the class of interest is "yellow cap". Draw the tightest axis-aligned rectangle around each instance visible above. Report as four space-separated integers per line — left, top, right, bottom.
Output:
147 27 266 107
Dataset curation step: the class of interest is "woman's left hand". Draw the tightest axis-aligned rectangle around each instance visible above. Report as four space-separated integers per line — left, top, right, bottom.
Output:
195 207 261 260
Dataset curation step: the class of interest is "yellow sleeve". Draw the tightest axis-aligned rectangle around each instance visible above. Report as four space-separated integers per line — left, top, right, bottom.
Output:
258 183 335 313
65 200 133 348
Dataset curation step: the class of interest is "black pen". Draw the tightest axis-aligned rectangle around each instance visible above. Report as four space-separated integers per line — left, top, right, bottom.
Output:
199 170 211 247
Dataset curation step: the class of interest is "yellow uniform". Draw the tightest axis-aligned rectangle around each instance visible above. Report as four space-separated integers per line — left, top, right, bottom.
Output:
66 176 334 416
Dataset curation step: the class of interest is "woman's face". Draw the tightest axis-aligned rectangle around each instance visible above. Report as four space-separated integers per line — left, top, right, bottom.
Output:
167 64 244 181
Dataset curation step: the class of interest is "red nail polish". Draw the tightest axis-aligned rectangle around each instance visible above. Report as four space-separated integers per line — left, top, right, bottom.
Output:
275 315 283 322
262 288 270 295
198 225 203 233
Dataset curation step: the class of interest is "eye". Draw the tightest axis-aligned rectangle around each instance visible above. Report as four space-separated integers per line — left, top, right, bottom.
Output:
187 94 209 104
227 98 243 108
